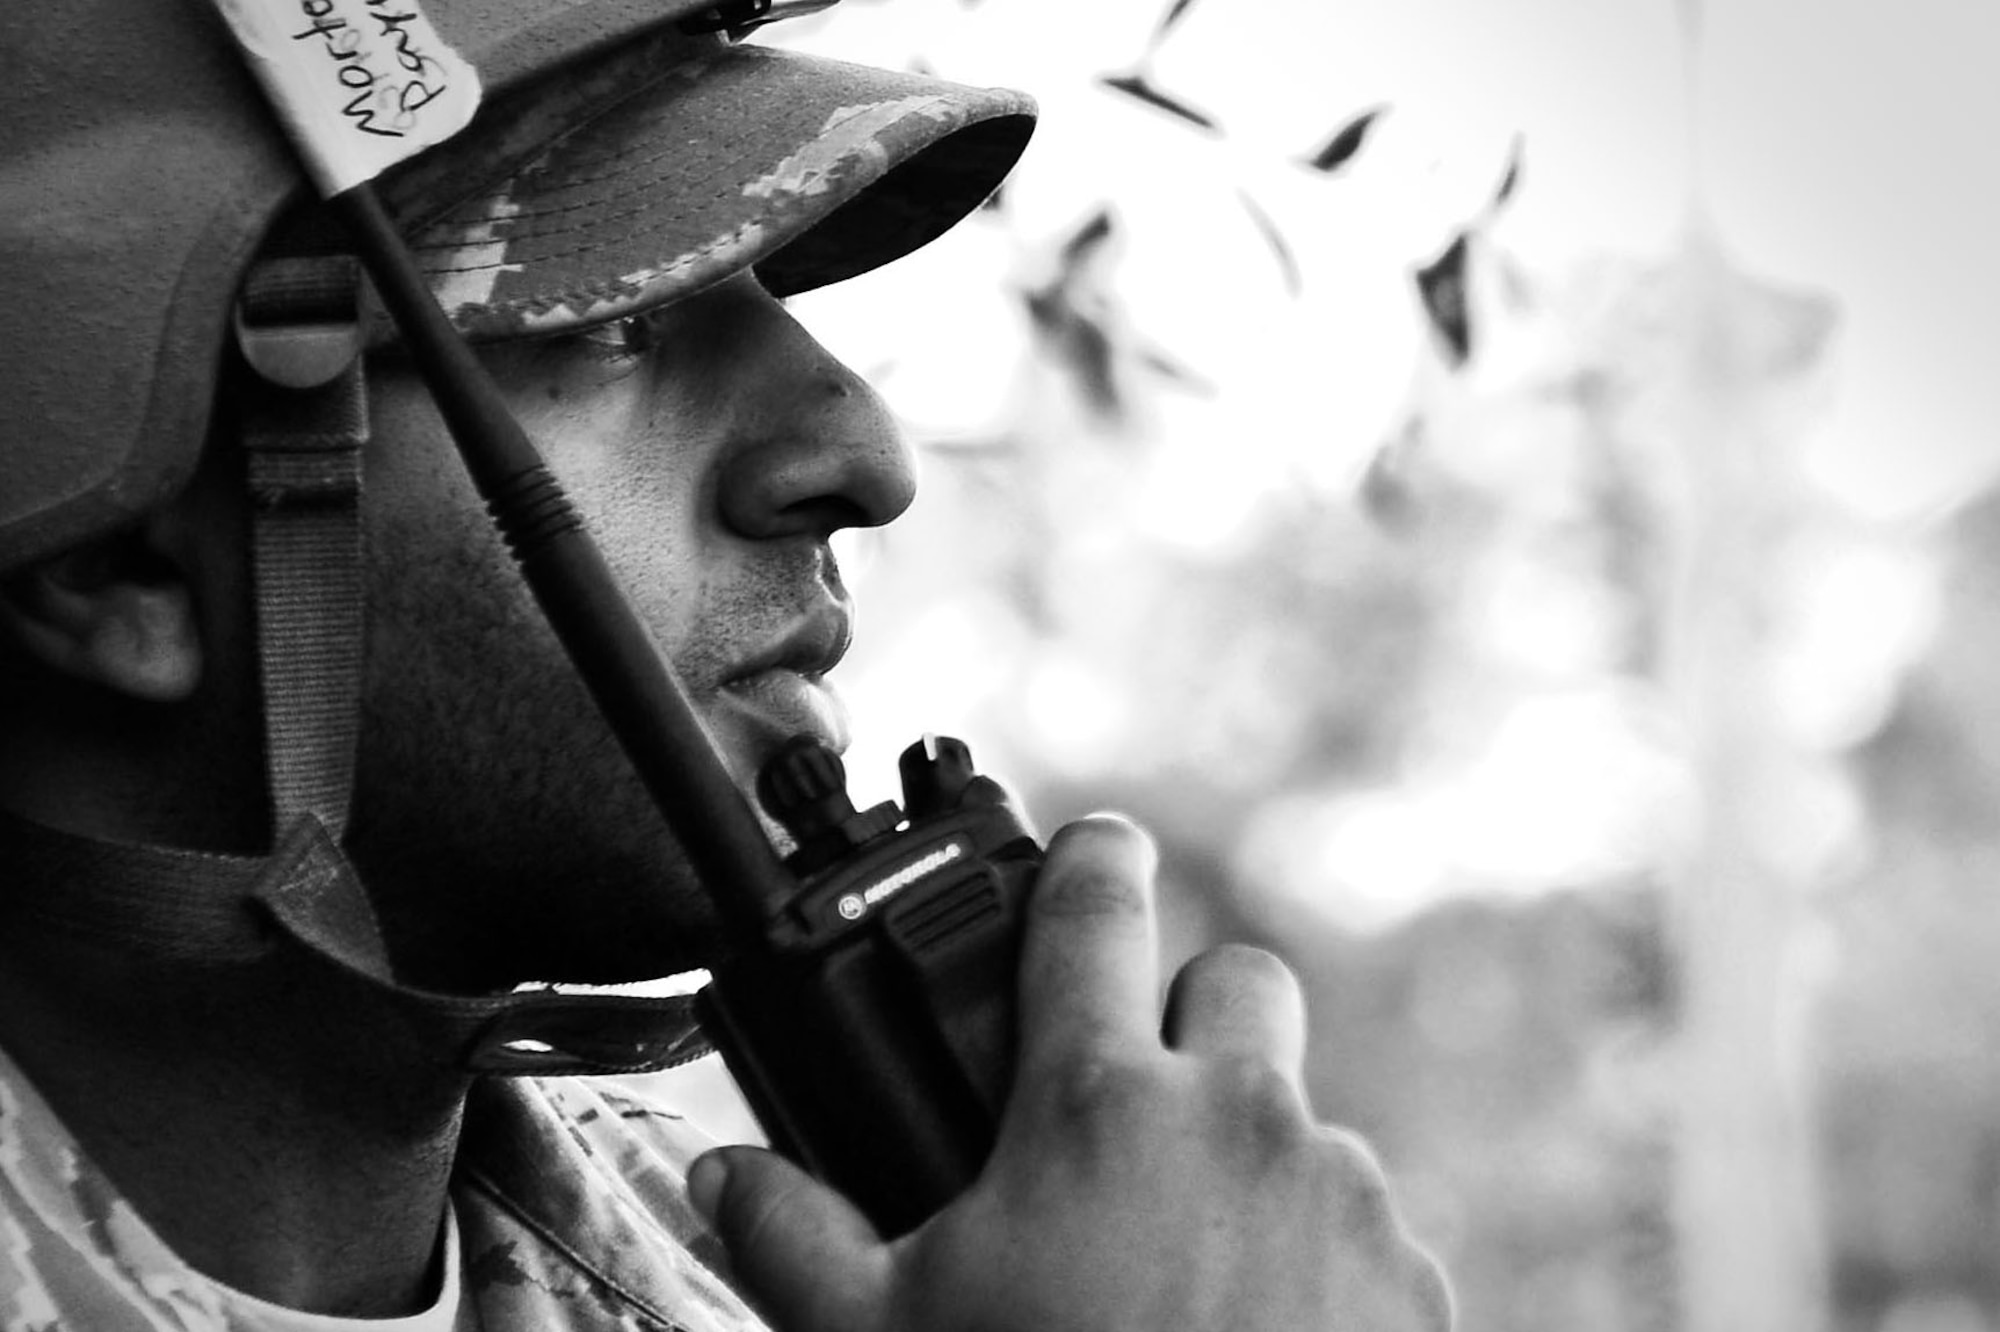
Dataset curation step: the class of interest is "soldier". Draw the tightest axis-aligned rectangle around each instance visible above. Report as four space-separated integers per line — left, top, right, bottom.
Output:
0 1 1452 1329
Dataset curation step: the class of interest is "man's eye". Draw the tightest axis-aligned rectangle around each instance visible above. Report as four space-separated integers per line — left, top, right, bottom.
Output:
580 313 658 362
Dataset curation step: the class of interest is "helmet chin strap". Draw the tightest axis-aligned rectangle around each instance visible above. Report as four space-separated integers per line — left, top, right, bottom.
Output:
235 253 369 846
0 806 710 1075
206 250 715 1076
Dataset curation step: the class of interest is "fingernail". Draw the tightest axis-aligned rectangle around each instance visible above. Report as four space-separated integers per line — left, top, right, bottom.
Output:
687 1150 728 1226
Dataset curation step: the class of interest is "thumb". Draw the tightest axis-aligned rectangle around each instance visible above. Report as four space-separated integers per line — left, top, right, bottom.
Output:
689 1146 891 1331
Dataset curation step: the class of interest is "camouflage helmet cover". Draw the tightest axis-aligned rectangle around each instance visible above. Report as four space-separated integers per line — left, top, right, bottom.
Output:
0 0 1033 569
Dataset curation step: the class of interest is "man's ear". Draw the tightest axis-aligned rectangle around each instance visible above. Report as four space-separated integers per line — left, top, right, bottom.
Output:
0 529 203 703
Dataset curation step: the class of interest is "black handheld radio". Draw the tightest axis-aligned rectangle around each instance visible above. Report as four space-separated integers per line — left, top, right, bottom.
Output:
698 733 1040 1237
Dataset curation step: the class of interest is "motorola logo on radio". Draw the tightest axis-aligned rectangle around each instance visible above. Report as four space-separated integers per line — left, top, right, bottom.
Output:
835 840 969 922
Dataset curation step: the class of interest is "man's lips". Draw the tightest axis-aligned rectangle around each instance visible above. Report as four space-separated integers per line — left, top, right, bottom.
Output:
715 667 851 754
723 609 851 685
709 611 855 754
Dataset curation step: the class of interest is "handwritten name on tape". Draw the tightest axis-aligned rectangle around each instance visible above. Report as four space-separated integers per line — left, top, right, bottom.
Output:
212 0 482 195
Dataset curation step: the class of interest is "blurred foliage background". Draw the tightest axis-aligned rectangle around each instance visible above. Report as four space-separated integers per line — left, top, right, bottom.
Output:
649 1 2000 1328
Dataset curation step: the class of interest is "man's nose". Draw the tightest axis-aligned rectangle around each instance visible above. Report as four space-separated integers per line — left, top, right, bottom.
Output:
716 315 917 541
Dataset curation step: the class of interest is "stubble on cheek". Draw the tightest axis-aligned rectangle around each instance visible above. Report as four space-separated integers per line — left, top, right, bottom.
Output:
344 507 727 988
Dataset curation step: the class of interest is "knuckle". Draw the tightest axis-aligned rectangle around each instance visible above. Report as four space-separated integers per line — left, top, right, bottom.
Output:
1033 1051 1155 1138
1313 1121 1388 1174
1406 1247 1456 1332
1206 1054 1311 1158
1299 1133 1453 1329
1342 1245 1456 1332
1304 1125 1399 1238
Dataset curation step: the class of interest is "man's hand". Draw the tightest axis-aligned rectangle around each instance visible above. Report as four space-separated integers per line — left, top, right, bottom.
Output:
687 815 1453 1332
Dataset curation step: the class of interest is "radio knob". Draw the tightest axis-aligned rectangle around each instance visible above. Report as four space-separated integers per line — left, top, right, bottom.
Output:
759 736 857 842
899 734 977 819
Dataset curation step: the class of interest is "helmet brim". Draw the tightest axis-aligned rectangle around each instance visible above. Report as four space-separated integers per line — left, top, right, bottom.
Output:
385 37 1035 342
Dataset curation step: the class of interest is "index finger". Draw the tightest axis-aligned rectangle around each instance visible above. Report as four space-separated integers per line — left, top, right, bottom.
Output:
1014 815 1161 1076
